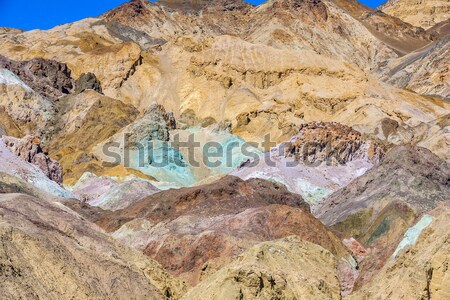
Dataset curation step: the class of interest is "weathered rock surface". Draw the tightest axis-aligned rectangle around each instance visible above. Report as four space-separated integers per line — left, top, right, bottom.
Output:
232 122 383 205
0 1 448 298
0 138 71 198
0 68 56 137
92 179 160 210
381 0 450 29
0 55 74 100
74 72 102 94
75 176 353 287
48 90 139 184
181 236 342 300
111 103 176 148
349 204 450 300
0 172 59 201
3 135 63 184
96 176 310 231
317 145 449 287
384 35 450 100
285 122 383 166
318 145 449 226
0 0 448 170
0 106 22 137
71 172 160 210
0 193 184 300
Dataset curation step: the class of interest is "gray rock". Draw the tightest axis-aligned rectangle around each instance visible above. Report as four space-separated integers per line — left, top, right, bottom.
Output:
124 104 176 148
75 72 103 94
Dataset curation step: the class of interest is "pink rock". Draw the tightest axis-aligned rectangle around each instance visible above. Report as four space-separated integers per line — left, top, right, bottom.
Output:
2 135 63 185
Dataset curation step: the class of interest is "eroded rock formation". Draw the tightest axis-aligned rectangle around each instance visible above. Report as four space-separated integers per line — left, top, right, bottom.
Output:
3 135 63 184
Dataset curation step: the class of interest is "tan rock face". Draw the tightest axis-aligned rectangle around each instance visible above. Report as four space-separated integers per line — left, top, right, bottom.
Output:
0 18 143 100
0 193 185 300
381 0 450 29
384 35 450 100
181 237 342 300
0 69 56 137
47 90 139 184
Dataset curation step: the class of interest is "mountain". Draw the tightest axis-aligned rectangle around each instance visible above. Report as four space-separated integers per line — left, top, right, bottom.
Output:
0 0 449 299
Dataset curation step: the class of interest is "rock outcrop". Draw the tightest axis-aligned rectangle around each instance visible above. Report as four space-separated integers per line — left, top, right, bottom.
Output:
232 122 383 205
0 138 71 198
48 90 140 184
317 145 449 286
3 135 63 184
0 55 74 100
318 145 449 226
119 103 176 147
349 204 450 300
75 72 102 94
285 122 383 166
0 68 56 137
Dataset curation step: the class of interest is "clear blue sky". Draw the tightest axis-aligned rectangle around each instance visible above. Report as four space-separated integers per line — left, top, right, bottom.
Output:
0 0 387 31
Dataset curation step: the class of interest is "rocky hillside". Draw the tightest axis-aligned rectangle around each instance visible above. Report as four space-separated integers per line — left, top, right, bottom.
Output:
0 192 185 300
0 0 449 299
381 0 450 29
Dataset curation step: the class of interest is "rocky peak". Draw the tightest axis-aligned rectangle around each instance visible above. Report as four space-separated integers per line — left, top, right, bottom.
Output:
266 0 329 21
158 0 251 12
120 103 176 148
104 0 151 19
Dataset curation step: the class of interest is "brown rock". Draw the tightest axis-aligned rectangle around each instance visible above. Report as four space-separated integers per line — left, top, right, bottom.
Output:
285 122 384 166
0 55 74 101
86 176 352 286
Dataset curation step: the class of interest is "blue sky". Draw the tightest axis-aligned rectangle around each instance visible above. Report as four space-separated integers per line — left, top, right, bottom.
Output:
0 0 387 31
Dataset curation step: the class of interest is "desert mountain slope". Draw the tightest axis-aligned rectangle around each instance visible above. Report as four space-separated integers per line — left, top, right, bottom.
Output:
384 34 450 100
349 204 450 300
0 193 185 300
316 145 449 287
381 0 450 29
0 1 449 299
66 176 352 286
181 236 343 300
318 145 449 227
